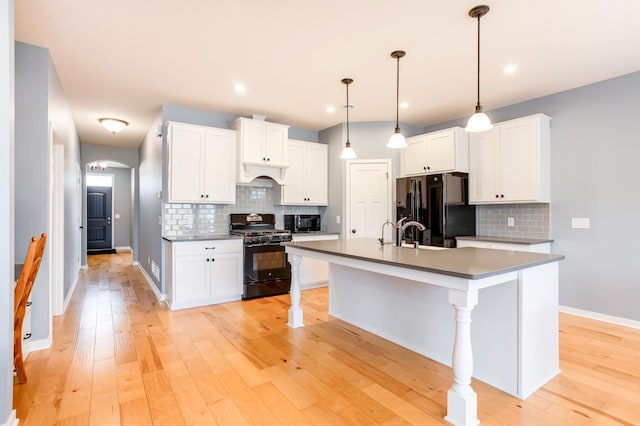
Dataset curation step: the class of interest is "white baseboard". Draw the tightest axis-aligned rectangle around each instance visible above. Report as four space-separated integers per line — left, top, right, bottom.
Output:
132 261 140 266
136 264 166 302
560 305 640 330
1 409 18 426
80 264 88 270
115 246 132 253
300 282 328 291
62 274 79 314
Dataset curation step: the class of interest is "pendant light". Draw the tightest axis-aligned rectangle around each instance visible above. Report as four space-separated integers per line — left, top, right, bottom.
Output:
465 5 493 133
339 78 357 160
387 50 407 149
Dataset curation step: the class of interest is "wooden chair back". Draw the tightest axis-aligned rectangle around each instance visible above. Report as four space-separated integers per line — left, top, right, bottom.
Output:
14 233 47 384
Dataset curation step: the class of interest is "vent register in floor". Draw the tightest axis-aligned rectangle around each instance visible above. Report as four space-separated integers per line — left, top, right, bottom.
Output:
163 184 321 237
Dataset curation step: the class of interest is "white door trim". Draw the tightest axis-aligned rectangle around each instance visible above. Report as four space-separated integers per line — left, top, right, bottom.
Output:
51 142 65 316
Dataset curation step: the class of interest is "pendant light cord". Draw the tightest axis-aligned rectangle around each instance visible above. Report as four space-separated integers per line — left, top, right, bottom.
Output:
346 82 350 143
476 14 481 108
396 55 400 126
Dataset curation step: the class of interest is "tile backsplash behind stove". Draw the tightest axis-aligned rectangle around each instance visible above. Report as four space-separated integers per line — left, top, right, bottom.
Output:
163 183 321 237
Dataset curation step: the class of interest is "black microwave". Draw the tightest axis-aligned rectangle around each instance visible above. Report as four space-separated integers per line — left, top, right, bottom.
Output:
284 214 321 232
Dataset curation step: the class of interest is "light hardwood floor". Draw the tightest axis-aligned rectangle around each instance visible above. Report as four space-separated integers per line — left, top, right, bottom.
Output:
13 252 640 425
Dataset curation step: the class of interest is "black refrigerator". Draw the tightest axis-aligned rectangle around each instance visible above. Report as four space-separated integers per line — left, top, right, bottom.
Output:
396 173 476 247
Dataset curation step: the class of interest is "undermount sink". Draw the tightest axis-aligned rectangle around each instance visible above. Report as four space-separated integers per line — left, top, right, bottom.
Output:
400 243 448 251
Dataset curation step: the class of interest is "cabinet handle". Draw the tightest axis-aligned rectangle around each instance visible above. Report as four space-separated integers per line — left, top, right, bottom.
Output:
267 157 270 162
23 333 32 340
211 258 215 262
423 166 427 171
263 157 266 161
351 229 356 234
500 194 504 198
427 166 431 170
205 194 209 198
200 194 204 198
206 258 210 262
495 194 499 198
26 301 32 307
205 247 215 250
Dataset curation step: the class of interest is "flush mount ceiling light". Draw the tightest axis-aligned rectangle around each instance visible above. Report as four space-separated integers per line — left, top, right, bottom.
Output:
387 50 407 149
99 118 128 134
339 78 357 160
465 5 493 133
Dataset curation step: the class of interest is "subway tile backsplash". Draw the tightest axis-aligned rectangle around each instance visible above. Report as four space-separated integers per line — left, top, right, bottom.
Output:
163 184 320 236
476 203 550 239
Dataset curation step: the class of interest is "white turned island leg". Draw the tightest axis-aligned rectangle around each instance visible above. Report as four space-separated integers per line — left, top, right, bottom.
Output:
445 289 480 426
287 254 304 328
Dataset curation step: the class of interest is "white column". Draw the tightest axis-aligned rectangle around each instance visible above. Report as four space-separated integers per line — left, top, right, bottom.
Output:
287 254 304 328
445 288 480 426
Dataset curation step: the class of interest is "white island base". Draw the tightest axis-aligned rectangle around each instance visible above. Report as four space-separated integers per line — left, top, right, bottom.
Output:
285 240 562 426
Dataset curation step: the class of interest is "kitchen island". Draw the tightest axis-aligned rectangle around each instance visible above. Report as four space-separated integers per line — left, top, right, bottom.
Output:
284 238 564 426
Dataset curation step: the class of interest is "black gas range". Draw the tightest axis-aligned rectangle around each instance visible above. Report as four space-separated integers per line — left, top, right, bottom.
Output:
230 214 292 299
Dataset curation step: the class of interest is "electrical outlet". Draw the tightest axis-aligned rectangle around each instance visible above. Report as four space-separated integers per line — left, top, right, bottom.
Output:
571 217 590 229
147 257 151 265
507 217 515 227
336 215 341 224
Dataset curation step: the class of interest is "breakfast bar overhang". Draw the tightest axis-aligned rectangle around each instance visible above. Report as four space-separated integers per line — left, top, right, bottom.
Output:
284 238 564 426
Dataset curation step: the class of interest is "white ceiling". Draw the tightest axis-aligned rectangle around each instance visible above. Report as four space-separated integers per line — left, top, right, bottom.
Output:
15 0 640 148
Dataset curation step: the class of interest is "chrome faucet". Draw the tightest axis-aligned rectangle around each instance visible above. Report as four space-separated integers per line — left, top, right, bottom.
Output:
396 220 426 247
396 217 407 246
379 220 396 245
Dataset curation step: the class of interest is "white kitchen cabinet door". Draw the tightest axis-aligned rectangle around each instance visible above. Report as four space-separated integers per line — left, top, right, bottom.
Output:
265 123 289 166
167 123 205 202
278 140 328 205
174 253 210 302
210 251 242 298
469 114 550 204
469 127 501 202
400 127 468 176
204 128 236 204
426 130 456 172
303 142 328 204
401 135 428 176
167 121 237 204
281 141 306 203
239 118 267 164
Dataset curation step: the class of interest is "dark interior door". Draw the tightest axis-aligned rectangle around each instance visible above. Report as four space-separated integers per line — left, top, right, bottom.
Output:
87 186 112 250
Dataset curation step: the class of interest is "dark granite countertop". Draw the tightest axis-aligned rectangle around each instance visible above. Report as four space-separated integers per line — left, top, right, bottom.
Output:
162 234 242 242
284 238 564 280
456 235 554 245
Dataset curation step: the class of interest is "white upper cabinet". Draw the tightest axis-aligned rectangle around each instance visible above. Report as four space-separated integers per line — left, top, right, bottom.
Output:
233 117 289 184
469 114 551 204
166 121 237 204
277 139 328 205
400 127 469 176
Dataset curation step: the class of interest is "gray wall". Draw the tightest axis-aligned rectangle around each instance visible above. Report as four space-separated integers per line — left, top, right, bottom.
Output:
0 0 14 419
138 113 164 292
424 72 640 321
15 42 51 344
15 41 82 348
320 121 423 235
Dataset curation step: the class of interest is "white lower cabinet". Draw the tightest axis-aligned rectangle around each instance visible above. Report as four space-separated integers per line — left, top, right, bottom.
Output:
291 234 339 289
166 239 242 310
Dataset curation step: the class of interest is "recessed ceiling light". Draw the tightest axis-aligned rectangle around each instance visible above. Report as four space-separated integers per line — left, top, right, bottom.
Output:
400 101 409 109
326 105 335 113
503 64 518 74
234 83 246 93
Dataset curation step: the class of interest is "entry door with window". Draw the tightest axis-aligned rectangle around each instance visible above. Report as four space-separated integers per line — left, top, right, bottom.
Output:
87 185 113 250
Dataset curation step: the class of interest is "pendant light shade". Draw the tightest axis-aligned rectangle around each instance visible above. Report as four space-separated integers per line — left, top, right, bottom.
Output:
465 5 493 133
340 78 357 160
387 50 407 149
